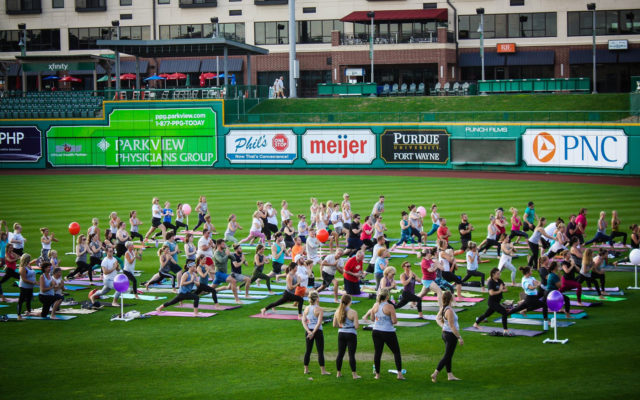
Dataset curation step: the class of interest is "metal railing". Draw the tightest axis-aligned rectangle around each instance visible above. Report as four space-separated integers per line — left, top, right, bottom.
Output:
98 85 269 101
340 33 439 45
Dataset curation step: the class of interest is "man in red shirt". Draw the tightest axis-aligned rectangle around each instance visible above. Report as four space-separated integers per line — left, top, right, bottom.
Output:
575 208 588 244
437 218 452 249
343 250 365 295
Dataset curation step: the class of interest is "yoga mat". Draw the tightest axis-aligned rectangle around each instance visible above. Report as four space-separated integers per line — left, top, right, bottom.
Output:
456 259 490 264
304 296 360 304
400 301 477 308
582 290 624 296
145 311 216 318
573 287 619 292
3 292 41 297
280 303 337 312
216 293 268 300
200 298 258 305
176 304 241 311
105 294 167 301
509 312 588 320
534 308 584 314
498 318 575 328
251 313 299 320
390 249 422 255
422 296 483 302
32 307 97 314
4 314 76 321
566 293 625 302
360 288 398 295
461 286 487 293
0 305 7 308
64 280 103 286
570 301 600 307
218 290 278 296
63 285 91 291
463 326 543 337
395 312 429 320
1 298 19 303
141 288 175 293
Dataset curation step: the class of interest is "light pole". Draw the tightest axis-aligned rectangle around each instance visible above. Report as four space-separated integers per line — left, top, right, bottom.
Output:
587 3 597 94
17 23 26 56
476 8 485 95
367 11 375 84
519 15 528 37
288 0 297 98
112 20 121 93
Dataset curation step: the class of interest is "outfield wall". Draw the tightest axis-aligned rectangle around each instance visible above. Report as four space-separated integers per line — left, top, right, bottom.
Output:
1 100 639 176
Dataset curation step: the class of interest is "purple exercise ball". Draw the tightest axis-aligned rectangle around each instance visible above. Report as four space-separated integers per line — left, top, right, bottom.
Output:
547 290 564 312
113 273 130 293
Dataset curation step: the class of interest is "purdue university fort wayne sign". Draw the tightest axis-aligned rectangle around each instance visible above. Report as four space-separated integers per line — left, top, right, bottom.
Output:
380 129 449 163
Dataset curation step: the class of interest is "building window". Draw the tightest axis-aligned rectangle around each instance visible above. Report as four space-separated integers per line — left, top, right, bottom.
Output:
179 0 217 7
120 13 132 19
158 0 169 4
69 25 149 49
158 23 244 42
459 12 556 39
298 20 342 43
75 0 106 11
302 7 315 14
568 9 640 36
53 0 64 8
423 2 437 9
6 0 42 14
255 0 287 5
254 21 288 44
510 0 524 6
0 28 60 51
229 9 241 16
120 0 131 5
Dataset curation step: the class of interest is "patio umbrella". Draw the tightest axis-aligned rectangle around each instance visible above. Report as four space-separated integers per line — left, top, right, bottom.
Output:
97 75 110 83
119 73 136 88
167 73 186 88
145 73 167 88
59 76 82 83
43 75 59 81
199 72 216 87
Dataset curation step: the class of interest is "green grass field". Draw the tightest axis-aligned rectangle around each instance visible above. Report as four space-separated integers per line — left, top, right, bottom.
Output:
1 173 639 400
242 94 632 123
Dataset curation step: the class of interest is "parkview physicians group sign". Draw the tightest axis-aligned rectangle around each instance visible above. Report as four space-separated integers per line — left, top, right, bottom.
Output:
523 129 627 169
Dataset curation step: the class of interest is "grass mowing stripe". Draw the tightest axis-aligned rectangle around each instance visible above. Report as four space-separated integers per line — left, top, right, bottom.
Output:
0 173 638 400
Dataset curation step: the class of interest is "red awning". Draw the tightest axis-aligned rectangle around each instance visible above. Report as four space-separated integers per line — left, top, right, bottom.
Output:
341 9 448 23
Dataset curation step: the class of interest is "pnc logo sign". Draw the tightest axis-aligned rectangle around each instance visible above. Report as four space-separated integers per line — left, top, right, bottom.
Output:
532 132 556 163
523 129 627 169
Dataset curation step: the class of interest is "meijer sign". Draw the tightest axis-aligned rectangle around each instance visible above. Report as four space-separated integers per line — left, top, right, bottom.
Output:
302 129 375 164
523 129 627 169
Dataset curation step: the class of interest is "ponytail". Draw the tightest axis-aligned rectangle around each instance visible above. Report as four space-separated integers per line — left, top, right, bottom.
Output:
538 255 549 270
308 290 319 305
519 266 530 275
335 294 351 325
377 288 390 304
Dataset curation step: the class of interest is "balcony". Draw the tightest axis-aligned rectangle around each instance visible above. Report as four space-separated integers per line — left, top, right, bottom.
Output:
341 33 439 46
255 0 287 5
6 0 42 15
75 0 106 12
179 0 217 8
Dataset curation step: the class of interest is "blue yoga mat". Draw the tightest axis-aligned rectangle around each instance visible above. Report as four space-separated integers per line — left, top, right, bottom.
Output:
509 312 587 320
5 313 76 320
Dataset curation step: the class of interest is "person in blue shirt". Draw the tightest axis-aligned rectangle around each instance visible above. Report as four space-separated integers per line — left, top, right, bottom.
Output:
160 201 178 236
523 201 538 232
545 261 572 319
509 266 548 320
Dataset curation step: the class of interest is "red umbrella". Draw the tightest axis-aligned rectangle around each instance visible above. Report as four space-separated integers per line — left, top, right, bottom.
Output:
158 73 170 78
200 72 216 79
167 73 186 80
59 75 82 83
120 73 136 80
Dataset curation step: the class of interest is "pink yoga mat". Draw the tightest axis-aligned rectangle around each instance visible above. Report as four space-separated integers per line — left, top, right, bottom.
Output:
176 304 241 311
1 298 18 303
390 249 421 255
65 280 103 286
250 313 300 320
422 296 484 302
145 311 216 317
534 308 584 314
318 291 369 298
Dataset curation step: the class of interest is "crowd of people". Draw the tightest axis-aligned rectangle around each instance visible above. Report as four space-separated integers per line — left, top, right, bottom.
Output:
0 195 637 378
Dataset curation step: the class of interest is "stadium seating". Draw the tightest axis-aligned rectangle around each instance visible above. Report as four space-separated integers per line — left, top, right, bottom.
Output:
0 91 103 119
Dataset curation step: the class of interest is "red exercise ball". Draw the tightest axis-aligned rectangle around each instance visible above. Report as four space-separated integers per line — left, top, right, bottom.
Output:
68 221 80 235
317 229 329 243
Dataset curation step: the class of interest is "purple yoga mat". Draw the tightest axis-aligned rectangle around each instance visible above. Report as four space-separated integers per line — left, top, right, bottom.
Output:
570 301 595 307
463 326 544 337
422 296 484 302
534 308 584 314
318 291 369 298
250 313 300 320
145 311 216 318
1 298 18 303
176 304 241 311
65 280 103 286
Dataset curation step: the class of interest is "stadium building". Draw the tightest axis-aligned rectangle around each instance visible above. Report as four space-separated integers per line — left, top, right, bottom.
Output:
1 0 639 95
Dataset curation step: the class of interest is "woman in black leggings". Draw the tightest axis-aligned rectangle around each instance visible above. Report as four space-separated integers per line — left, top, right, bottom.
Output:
432 291 463 383
394 262 424 319
302 290 329 375
368 288 404 380
509 266 548 319
155 262 200 316
194 255 218 304
145 245 177 290
333 294 361 379
261 263 304 318
474 268 513 336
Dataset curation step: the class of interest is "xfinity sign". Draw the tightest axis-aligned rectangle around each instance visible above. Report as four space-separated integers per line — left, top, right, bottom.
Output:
302 130 375 164
523 129 627 169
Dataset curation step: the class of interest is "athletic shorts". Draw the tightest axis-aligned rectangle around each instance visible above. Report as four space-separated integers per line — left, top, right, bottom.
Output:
347 237 362 250
422 279 435 288
232 273 248 282
213 271 229 285
272 261 283 274
321 271 335 287
151 217 162 228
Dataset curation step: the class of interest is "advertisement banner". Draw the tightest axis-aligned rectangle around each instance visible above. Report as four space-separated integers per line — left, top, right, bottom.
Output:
0 127 42 162
302 129 375 164
522 129 627 169
46 107 217 167
226 130 296 164
380 129 449 163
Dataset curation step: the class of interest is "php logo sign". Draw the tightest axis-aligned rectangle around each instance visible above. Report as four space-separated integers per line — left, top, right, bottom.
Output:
302 129 375 164
523 129 627 169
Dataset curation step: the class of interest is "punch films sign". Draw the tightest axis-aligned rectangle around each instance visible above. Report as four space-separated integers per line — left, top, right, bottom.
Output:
522 129 627 169
0 126 42 162
46 108 216 167
226 130 296 164
302 129 375 164
380 129 449 163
